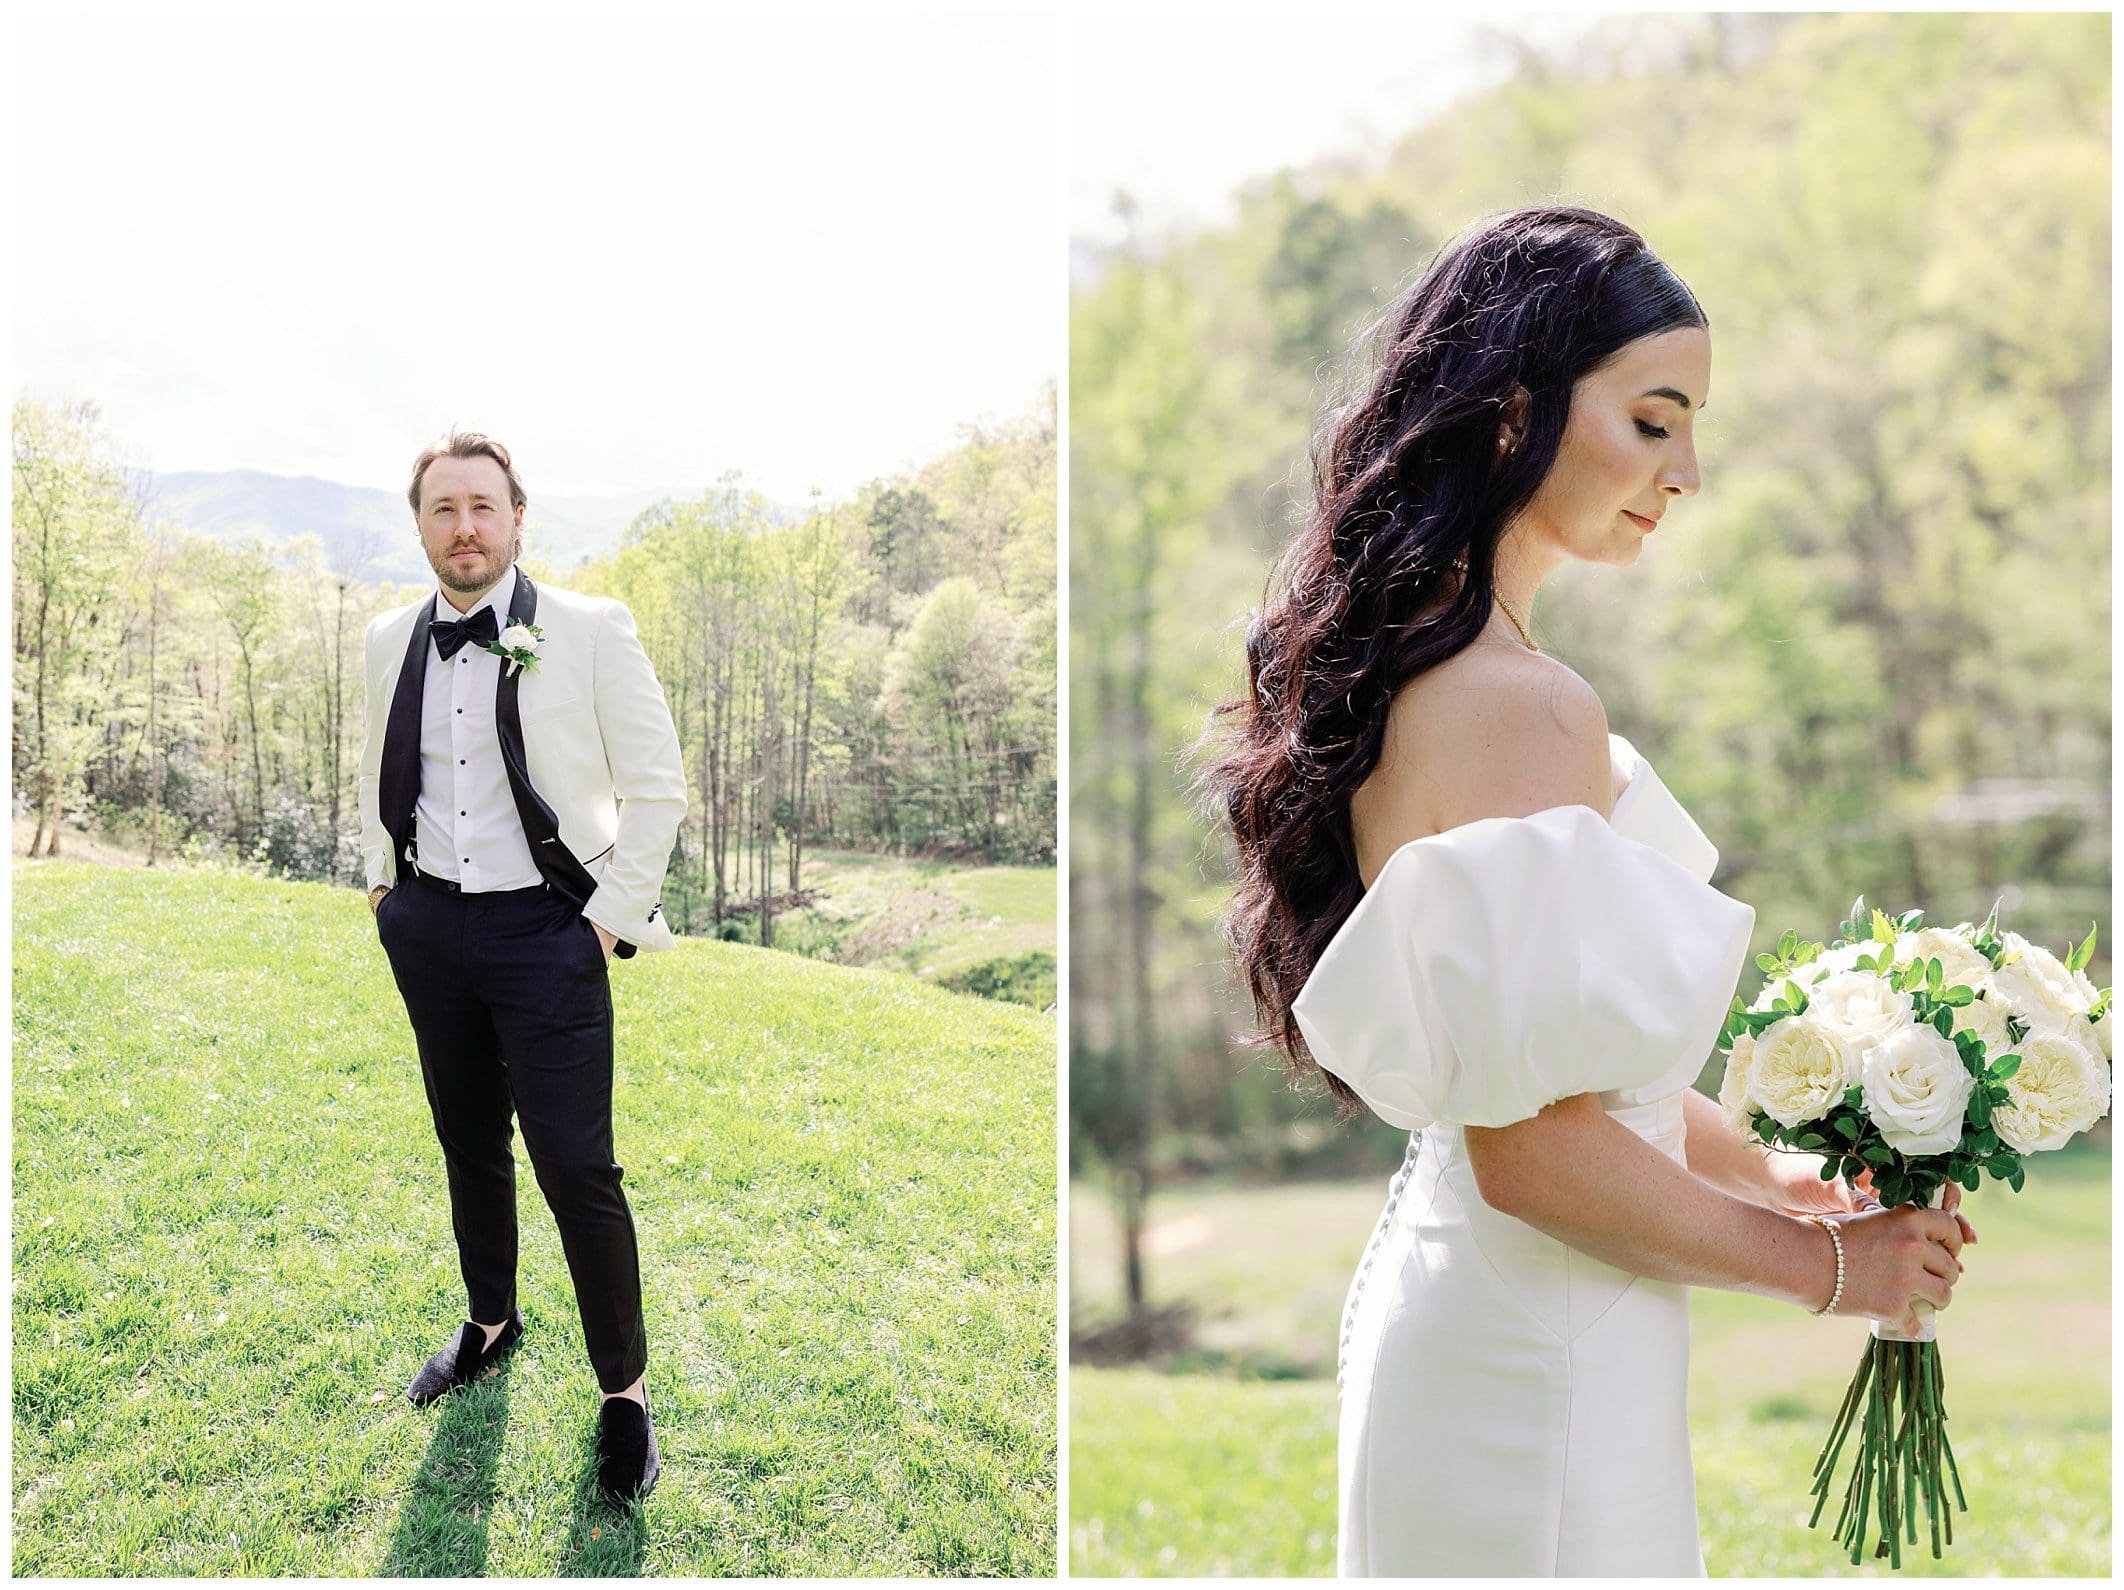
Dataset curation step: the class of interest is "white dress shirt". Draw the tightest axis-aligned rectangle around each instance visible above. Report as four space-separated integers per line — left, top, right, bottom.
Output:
412 564 546 893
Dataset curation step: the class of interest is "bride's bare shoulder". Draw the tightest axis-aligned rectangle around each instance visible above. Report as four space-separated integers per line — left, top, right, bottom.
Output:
1352 643 1614 879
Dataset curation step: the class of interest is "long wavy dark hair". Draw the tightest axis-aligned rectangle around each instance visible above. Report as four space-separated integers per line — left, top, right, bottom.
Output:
1205 205 1707 1110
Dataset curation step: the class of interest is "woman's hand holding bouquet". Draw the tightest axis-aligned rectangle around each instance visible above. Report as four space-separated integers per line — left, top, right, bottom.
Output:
1715 899 2110 1565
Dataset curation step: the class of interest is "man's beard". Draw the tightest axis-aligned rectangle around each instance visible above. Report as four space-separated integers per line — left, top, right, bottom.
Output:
433 542 512 594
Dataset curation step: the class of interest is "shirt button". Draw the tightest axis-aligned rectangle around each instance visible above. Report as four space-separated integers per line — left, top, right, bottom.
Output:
457 708 463 714
459 759 466 766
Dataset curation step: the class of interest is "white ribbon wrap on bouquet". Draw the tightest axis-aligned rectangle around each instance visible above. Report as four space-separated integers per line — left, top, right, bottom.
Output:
1870 1184 1949 1343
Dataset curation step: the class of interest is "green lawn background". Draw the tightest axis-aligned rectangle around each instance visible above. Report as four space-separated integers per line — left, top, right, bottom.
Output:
1070 1152 2109 1576
14 861 1056 1576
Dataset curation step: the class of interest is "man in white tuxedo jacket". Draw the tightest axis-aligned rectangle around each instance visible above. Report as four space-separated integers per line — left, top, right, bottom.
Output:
358 431 685 1504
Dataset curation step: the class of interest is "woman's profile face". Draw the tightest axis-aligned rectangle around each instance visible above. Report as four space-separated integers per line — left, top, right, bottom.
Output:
1514 326 1710 569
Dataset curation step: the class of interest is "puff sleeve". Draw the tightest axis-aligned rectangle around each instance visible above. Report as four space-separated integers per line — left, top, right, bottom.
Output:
1291 802 1755 1131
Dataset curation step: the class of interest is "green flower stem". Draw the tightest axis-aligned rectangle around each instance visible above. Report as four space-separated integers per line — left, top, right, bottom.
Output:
1810 1351 1873 1527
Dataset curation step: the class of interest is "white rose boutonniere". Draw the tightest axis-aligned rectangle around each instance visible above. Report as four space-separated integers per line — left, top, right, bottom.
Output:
486 621 545 677
1858 1025 1975 1156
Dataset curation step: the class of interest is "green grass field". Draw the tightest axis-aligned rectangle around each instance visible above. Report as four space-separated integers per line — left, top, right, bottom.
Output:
14 861 1057 1576
1070 1154 2109 1576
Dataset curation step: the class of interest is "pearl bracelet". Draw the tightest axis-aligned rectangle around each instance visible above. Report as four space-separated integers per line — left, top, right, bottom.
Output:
1803 1213 1845 1317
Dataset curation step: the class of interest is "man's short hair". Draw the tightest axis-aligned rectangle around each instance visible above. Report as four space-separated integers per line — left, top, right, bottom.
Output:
408 430 528 516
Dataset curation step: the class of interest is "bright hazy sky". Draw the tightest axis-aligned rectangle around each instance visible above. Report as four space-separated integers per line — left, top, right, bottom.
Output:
1070 14 1604 251
16 15 1059 502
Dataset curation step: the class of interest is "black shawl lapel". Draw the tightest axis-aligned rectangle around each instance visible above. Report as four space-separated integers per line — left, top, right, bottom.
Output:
493 570 605 919
378 595 436 878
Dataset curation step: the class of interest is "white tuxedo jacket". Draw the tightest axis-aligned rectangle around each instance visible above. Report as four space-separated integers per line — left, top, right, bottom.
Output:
358 571 687 952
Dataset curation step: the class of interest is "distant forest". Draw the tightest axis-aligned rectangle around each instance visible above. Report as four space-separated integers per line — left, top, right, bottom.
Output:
13 392 1056 943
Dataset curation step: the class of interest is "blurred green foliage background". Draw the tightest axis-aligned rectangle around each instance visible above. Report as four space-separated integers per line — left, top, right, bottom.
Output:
1069 12 2109 1575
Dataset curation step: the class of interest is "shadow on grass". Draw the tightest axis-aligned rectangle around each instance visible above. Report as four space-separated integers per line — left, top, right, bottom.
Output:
379 1364 515 1575
555 1416 652 1577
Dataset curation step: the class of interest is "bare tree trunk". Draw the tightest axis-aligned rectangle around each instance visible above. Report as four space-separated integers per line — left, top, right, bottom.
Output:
145 549 162 866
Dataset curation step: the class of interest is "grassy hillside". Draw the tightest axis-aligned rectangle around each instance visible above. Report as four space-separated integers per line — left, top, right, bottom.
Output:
14 861 1056 1576
773 851 1057 1009
1070 1155 2109 1576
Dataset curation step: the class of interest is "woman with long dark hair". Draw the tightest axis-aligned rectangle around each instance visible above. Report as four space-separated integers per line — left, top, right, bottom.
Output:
1206 207 1976 1575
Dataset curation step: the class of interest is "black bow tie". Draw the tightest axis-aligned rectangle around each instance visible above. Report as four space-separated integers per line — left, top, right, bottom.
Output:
431 605 500 661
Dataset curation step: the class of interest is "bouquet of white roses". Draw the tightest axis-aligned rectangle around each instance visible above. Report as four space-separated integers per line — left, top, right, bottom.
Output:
1716 897 2111 1566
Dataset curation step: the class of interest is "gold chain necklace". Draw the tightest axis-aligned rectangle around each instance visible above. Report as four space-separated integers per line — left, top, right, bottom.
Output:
1496 592 1539 653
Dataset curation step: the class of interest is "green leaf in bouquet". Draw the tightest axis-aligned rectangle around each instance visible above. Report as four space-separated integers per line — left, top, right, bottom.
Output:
1754 1115 1778 1144
1794 940 1823 967
1784 978 1808 1014
1967 1090 1992 1129
1858 1140 1892 1167
1795 1131 1830 1150
1969 1127 1997 1155
1842 1085 1864 1110
1927 956 1944 992
2088 989 2110 1023
1778 928 1798 960
1939 984 1974 1007
1959 1167 1981 1193
1756 951 1782 974
1990 1052 2022 1081
1818 1158 1841 1181
2006 1013 2029 1044
1929 1008 1954 1040
1843 894 1869 941
2009 1165 2026 1192
1898 908 1925 931
2069 922 2098 973
1871 908 1898 944
1952 1030 1986 1070
1842 1154 1867 1181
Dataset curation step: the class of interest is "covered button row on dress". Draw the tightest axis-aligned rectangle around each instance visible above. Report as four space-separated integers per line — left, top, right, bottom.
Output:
1337 1131 1423 1394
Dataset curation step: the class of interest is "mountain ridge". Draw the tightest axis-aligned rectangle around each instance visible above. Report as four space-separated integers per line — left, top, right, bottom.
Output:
142 467 747 585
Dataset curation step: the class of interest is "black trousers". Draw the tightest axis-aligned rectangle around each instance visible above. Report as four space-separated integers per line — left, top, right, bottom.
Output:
375 876 647 1392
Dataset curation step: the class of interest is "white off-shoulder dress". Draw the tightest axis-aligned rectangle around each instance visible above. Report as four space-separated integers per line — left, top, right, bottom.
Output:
1292 734 1756 1578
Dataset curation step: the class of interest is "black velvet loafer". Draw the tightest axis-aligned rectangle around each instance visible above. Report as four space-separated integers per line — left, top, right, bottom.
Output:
595 1393 660 1504
407 1313 524 1406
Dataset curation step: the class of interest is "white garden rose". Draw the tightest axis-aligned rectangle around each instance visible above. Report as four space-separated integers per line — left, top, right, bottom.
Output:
1948 993 2013 1062
2093 1007 2114 1062
1718 1032 1759 1133
1805 940 1876 982
2056 1012 2106 1066
1748 1016 1861 1128
1807 970 1917 1052
1989 933 2096 1029
1893 927 1994 991
1992 1029 2112 1154
499 622 539 652
1859 1025 1975 1157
